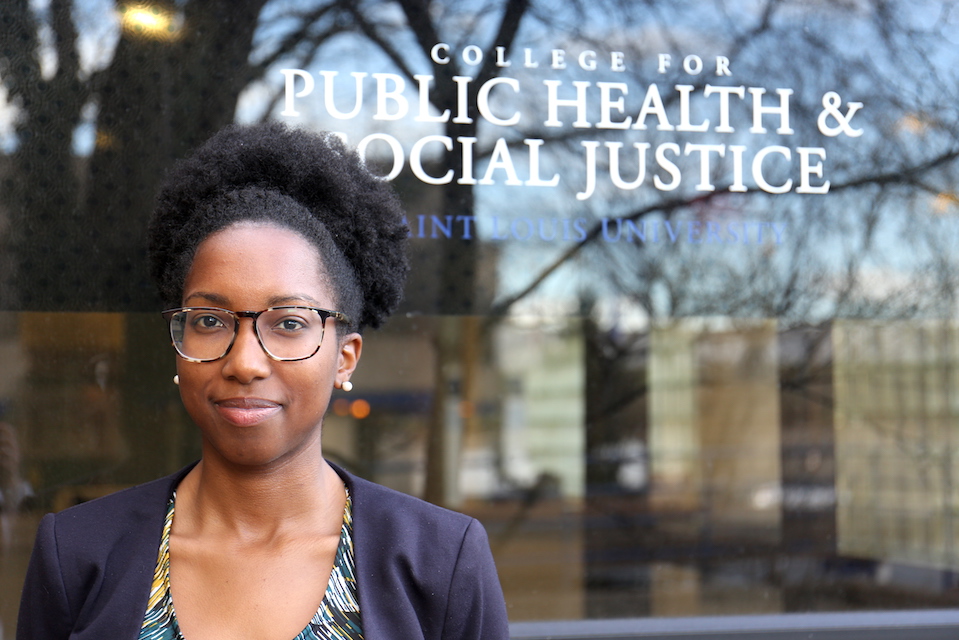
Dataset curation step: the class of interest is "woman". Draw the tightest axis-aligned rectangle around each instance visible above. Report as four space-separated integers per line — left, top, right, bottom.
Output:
17 123 509 640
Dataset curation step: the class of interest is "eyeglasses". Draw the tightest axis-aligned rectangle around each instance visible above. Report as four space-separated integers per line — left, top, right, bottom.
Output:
162 306 349 363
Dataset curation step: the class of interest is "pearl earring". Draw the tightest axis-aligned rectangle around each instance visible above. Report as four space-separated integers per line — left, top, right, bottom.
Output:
173 375 179 386
341 380 353 392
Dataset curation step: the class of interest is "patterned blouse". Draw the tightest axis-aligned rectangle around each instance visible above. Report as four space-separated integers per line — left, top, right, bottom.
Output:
138 490 363 640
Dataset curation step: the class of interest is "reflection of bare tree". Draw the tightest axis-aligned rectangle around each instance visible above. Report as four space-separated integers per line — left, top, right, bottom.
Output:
329 0 535 504
474 8 959 559
488 1 959 327
0 0 277 309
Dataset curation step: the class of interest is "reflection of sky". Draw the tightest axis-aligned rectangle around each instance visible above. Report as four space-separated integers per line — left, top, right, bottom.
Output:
6 1 959 323
243 1 959 322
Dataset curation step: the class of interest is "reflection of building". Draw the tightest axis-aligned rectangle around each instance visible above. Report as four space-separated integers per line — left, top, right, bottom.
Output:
6 307 959 627
327 313 959 619
329 315 587 621
586 319 791 617
649 319 782 535
494 319 584 499
584 317 959 618
834 320 959 572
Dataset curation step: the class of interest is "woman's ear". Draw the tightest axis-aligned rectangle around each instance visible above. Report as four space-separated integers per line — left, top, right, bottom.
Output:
337 332 363 385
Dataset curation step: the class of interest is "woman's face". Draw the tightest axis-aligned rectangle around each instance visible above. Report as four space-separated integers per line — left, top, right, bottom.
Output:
175 222 361 469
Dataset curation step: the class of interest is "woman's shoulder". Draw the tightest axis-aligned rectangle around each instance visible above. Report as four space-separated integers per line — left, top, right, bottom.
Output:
46 464 192 540
328 462 509 640
19 467 193 640
333 463 477 532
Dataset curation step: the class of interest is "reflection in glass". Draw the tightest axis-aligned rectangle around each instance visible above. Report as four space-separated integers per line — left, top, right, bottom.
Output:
6 0 959 634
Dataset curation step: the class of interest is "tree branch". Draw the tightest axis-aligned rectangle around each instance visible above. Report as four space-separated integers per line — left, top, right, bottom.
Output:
488 188 732 318
247 2 340 81
346 2 421 84
489 145 959 319
476 0 530 86
0 0 41 107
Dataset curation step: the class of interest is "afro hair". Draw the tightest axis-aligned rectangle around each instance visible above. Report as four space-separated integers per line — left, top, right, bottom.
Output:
148 122 409 332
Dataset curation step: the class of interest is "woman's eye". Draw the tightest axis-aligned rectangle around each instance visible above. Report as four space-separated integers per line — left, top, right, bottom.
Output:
276 317 307 332
191 314 227 330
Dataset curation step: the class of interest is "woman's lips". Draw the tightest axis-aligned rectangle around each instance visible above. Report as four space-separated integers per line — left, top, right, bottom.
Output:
214 398 281 426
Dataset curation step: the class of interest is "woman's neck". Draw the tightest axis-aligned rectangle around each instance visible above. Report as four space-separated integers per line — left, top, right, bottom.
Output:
175 451 345 542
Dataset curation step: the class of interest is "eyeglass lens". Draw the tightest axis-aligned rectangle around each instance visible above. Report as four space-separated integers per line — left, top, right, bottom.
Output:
170 307 326 361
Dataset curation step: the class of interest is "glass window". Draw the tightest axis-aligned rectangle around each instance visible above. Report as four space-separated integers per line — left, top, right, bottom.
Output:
3 1 959 637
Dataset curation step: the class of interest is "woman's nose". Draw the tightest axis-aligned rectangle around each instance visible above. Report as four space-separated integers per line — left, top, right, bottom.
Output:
220 319 271 382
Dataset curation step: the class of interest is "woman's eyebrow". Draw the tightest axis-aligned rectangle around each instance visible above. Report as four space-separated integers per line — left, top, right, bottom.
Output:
183 291 229 306
182 292 323 307
266 294 322 307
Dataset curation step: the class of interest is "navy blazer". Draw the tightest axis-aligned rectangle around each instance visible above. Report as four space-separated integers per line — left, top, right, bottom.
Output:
16 462 509 639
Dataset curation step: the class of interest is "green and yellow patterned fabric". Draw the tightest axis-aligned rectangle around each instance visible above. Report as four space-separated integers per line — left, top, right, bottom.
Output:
139 491 362 640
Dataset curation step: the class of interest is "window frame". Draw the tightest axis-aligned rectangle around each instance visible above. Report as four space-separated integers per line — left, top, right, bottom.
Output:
508 609 959 639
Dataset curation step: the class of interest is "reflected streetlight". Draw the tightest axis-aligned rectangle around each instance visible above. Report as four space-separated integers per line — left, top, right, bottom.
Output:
897 113 932 136
118 3 182 41
933 192 959 215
